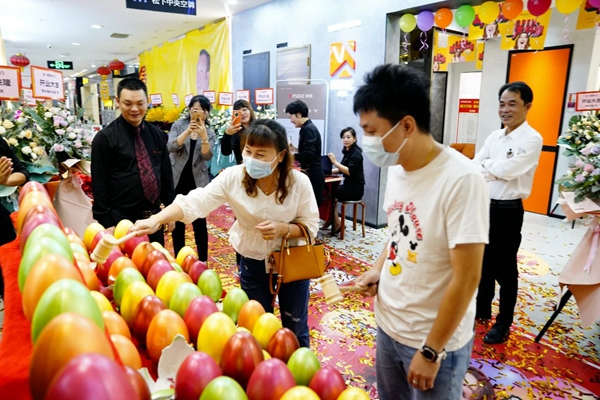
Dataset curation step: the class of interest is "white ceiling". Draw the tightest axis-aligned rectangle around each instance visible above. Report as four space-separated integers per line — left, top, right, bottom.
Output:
0 0 272 79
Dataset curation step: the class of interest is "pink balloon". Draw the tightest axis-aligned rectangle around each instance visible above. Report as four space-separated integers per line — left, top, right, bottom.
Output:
527 0 551 16
45 353 137 400
590 0 600 8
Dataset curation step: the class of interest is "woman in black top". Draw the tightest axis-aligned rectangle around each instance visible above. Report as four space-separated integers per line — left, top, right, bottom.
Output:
327 127 365 233
221 100 256 165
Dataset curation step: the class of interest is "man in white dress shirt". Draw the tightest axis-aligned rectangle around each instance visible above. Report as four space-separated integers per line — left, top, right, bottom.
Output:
473 81 543 344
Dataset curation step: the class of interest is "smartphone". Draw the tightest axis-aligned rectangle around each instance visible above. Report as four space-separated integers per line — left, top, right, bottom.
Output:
191 109 202 123
232 110 242 126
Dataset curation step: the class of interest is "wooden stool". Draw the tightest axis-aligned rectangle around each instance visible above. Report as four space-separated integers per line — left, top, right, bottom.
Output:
339 200 366 240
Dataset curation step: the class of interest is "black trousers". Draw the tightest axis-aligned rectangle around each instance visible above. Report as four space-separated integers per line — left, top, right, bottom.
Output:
172 218 208 262
476 199 524 325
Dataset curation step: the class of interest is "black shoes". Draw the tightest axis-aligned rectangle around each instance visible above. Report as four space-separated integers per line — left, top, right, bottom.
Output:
483 322 511 344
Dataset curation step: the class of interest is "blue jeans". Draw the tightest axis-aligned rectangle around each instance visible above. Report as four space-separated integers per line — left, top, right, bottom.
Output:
239 256 310 347
376 327 473 400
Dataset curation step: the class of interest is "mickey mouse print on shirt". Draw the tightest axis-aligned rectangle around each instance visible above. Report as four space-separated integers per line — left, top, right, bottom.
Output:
386 201 423 276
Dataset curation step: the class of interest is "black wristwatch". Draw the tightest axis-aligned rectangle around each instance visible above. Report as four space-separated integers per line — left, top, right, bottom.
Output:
420 343 447 363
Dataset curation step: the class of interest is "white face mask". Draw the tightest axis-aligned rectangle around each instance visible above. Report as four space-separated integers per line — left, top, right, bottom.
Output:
243 154 278 179
362 121 408 168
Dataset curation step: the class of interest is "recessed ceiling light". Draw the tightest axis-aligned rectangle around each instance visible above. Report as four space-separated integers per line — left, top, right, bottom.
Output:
59 54 67 58
91 24 103 29
91 64 96 67
72 42 81 46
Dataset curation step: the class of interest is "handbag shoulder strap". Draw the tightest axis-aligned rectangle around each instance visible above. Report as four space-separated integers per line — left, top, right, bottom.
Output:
292 221 313 245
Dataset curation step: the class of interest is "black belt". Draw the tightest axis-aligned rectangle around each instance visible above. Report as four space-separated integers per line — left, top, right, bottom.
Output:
490 199 522 209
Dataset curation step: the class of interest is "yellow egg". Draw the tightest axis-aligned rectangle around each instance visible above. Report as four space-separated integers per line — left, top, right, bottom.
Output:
90 291 113 313
120 281 154 326
197 312 236 363
155 271 191 306
176 246 196 267
252 313 282 349
83 222 105 251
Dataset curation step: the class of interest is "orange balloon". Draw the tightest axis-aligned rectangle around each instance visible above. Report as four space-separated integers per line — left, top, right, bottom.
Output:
146 309 189 362
131 242 155 270
108 257 137 285
502 0 524 20
22 254 83 321
75 258 100 291
110 334 142 369
237 299 266 333
434 8 453 29
102 310 131 339
17 192 55 234
29 312 114 400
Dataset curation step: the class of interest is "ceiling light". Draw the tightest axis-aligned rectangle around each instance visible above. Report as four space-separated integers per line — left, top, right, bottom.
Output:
91 24 103 29
91 64 96 68
59 54 66 58
72 42 81 46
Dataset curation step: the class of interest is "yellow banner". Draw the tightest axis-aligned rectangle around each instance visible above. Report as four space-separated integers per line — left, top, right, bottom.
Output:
139 19 231 109
433 30 449 72
576 1 600 30
476 41 485 70
499 10 551 51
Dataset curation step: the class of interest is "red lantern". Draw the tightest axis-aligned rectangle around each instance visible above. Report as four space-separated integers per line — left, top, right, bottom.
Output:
9 54 30 72
97 66 111 80
108 59 125 76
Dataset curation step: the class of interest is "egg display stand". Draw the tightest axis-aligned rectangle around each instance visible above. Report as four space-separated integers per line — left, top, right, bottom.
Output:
318 273 365 304
90 232 138 264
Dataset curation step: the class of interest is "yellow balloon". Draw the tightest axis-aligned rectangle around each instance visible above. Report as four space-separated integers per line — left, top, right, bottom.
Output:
90 291 113 313
197 312 237 363
156 271 191 307
337 387 370 400
280 386 320 400
252 313 282 349
176 246 197 266
120 281 154 325
478 1 500 24
399 13 417 33
556 0 583 15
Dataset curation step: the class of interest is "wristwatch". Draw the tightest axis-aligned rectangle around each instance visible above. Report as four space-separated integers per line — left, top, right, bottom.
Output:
420 343 447 363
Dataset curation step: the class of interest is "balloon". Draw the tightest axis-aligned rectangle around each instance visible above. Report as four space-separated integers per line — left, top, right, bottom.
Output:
399 14 417 33
29 313 114 400
31 279 104 343
479 1 500 24
434 8 453 29
556 0 584 15
502 0 524 20
591 0 600 7
416 11 434 31
44 353 136 400
455 5 476 28
527 0 551 17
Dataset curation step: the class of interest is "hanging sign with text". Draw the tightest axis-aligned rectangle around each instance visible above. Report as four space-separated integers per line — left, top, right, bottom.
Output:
99 81 111 101
236 90 250 102
150 93 163 105
21 88 37 106
203 91 216 104
125 0 196 15
172 93 180 106
576 91 600 111
455 99 480 144
0 66 22 101
218 92 233 106
31 66 64 100
47 60 74 70
255 88 274 105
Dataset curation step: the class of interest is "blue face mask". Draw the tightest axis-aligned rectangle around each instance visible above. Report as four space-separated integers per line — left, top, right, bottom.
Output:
243 154 278 179
362 121 407 168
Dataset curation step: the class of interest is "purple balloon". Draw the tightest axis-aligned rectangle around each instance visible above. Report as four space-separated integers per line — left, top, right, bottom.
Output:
417 11 435 31
591 0 600 8
45 354 137 400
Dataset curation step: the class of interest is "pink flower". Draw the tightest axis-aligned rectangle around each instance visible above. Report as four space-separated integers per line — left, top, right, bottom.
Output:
576 159 585 168
585 164 595 173
53 144 65 152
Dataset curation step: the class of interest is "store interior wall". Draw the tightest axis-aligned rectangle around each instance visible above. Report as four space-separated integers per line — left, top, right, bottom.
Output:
443 61 478 145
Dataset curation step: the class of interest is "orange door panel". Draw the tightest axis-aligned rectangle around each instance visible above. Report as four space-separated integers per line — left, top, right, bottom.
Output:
523 151 557 214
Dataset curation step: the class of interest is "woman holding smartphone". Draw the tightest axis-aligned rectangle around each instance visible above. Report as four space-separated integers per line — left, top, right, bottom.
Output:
221 100 256 165
167 95 216 261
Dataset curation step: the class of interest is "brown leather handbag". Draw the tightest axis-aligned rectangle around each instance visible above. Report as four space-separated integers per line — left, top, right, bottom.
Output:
268 221 326 305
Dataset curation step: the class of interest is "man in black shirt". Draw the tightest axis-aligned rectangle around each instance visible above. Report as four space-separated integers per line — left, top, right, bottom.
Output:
285 100 324 206
91 78 175 245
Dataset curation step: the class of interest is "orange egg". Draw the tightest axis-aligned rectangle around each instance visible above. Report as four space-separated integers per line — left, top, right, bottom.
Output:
110 334 142 369
131 242 155 270
22 254 83 321
17 192 55 234
102 310 131 339
29 312 114 400
238 300 266 333
107 257 137 285
75 259 100 291
66 233 86 249
146 309 189 362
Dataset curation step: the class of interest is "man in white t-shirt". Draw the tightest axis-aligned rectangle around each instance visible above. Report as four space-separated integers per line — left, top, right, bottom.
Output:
354 65 489 400
473 82 542 344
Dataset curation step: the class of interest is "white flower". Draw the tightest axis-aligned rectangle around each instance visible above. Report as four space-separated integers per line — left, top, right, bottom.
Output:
67 116 75 123
17 117 26 124
75 128 83 134
66 127 74 132
33 146 44 155
68 132 77 140
44 112 53 118
567 170 574 176
21 146 32 155
56 129 66 135
8 138 18 146
24 130 32 139
86 137 93 144
30 153 37 160
0 126 5 135
29 141 37 148
18 131 26 138
49 107 60 115
58 111 67 118
2 120 14 129
74 141 82 148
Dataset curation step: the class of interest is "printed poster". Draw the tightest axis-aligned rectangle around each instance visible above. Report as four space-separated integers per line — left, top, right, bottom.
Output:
448 36 477 63
576 0 600 30
499 10 552 51
433 30 449 72
476 41 485 70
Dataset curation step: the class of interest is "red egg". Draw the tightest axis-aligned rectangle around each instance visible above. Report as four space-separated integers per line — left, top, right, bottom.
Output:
183 295 218 345
44 353 136 400
146 260 175 291
95 247 124 285
220 332 264 388
90 230 110 253
131 295 166 345
266 328 300 364
20 213 61 249
174 352 222 400
308 366 347 400
124 235 151 258
141 250 168 278
246 358 296 400
146 309 189 362
18 181 49 203
188 260 208 284
125 366 151 400
180 254 199 273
